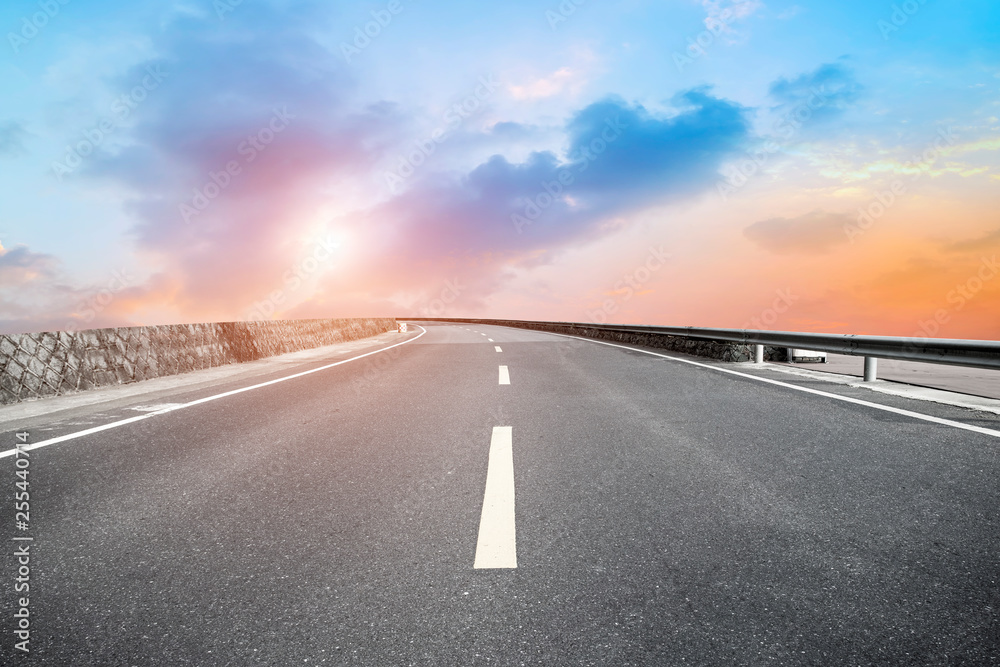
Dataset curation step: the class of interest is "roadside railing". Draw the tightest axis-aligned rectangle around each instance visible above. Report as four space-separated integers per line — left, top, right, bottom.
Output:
411 318 1000 382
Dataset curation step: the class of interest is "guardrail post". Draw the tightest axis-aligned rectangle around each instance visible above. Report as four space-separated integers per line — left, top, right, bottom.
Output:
754 344 764 364
863 356 878 382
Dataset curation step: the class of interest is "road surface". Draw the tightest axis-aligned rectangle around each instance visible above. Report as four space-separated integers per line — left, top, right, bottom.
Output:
1 322 998 665
775 353 1000 400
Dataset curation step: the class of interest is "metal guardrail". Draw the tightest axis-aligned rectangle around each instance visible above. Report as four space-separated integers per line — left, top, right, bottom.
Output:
413 318 1000 381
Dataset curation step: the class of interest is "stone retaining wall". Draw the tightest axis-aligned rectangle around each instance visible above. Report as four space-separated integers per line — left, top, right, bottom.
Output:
0 318 397 405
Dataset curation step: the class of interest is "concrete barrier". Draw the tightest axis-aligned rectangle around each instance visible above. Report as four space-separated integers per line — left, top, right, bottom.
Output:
0 317 397 405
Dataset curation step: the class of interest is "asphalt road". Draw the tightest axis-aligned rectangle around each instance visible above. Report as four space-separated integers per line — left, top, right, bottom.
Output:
1 322 998 665
774 353 1000 400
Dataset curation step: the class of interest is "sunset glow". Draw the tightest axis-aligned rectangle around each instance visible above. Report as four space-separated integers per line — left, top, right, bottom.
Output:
1 1 998 337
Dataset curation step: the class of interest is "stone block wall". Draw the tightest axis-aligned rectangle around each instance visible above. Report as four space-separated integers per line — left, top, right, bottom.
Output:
0 318 396 405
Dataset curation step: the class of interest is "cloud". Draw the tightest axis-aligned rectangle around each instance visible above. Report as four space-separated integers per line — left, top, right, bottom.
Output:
702 0 763 40
76 4 398 320
704 0 763 21
768 62 862 123
0 243 57 285
744 210 852 254
508 67 585 100
0 243 146 334
336 89 751 311
50 2 751 323
0 121 29 157
565 89 749 195
946 227 1000 253
487 121 540 140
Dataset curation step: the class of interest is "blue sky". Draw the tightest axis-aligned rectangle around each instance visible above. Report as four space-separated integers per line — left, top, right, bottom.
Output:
1 0 998 336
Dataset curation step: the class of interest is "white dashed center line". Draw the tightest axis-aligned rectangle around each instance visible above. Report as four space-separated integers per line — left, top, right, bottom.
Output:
495 346 502 352
474 426 517 569
498 365 510 385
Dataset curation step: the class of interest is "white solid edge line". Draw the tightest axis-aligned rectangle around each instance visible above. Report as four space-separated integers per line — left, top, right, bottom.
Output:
495 346 502 352
543 331 1000 440
473 426 517 569
498 365 510 385
0 325 428 458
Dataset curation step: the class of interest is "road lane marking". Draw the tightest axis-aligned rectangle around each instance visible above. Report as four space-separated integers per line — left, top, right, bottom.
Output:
474 426 516 569
543 331 1000 440
488 338 494 342
495 346 502 352
0 325 429 458
130 403 186 413
498 365 510 385
481 333 487 336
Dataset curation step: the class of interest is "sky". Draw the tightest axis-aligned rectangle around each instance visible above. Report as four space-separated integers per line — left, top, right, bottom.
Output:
1 0 998 338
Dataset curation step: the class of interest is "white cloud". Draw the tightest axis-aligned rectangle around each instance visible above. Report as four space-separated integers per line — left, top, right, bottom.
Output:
701 0 764 41
508 67 585 100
